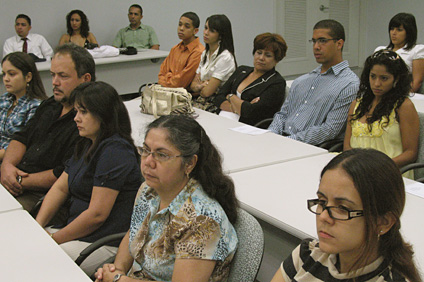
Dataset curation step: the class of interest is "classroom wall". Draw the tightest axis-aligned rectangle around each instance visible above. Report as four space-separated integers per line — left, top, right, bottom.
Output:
0 0 275 66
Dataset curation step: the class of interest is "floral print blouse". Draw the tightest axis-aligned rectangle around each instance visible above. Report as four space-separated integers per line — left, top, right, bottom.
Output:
128 178 238 281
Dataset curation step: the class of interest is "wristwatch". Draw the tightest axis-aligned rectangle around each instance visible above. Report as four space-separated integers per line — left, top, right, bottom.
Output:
113 274 123 282
226 94 234 101
16 175 22 184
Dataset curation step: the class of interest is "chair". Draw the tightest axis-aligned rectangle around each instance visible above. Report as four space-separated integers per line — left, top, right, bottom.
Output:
317 138 344 153
228 208 264 282
254 118 273 129
400 112 424 182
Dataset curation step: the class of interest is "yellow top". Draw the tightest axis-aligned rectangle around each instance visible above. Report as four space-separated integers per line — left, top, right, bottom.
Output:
350 103 413 179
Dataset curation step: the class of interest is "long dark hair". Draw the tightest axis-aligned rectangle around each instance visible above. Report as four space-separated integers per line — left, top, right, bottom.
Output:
66 10 90 38
2 52 47 100
387 13 417 51
70 81 138 163
351 50 411 129
202 14 236 66
321 149 421 281
145 115 239 224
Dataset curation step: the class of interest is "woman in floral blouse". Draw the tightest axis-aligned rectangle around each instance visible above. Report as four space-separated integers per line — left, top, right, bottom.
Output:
95 115 239 282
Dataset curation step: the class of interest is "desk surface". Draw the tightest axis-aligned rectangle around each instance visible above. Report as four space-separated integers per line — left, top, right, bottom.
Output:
0 210 91 282
124 98 327 173
32 49 169 72
0 184 22 214
230 153 424 271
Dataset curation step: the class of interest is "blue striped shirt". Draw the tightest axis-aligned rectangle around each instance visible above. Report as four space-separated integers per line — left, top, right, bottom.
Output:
0 93 41 150
268 60 359 145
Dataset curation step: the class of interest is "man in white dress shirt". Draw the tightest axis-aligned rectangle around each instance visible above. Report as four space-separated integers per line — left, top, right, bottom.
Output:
3 14 54 59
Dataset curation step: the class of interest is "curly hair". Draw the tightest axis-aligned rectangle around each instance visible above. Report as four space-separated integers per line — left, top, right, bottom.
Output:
145 115 239 224
350 49 411 130
66 10 90 38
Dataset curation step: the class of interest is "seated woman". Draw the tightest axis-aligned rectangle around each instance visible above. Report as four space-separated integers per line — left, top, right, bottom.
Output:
375 13 424 92
344 50 419 179
59 10 98 48
213 32 287 126
190 14 236 112
0 52 47 161
36 82 142 275
95 115 239 282
271 148 422 282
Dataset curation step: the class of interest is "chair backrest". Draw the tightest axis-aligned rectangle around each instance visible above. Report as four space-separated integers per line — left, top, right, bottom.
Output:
413 112 424 180
228 208 264 282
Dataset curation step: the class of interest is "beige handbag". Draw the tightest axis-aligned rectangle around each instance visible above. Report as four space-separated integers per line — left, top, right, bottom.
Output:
140 84 194 118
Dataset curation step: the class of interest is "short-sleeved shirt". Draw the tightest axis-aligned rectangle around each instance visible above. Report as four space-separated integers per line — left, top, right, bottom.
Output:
113 24 159 50
281 239 408 281
196 49 236 89
65 134 142 243
13 96 81 177
0 93 41 150
375 44 424 72
128 178 238 282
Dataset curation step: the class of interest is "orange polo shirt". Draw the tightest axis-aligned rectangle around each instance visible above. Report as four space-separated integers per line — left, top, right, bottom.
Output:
158 37 204 88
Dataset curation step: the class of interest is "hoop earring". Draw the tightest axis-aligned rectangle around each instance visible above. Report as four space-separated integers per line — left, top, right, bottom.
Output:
393 81 397 88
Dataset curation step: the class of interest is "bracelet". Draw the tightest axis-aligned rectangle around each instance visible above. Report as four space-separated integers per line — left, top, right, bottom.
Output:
226 94 234 102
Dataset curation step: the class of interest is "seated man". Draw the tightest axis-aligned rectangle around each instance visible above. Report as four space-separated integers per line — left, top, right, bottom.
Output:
3 14 54 59
113 4 159 50
1 43 95 213
268 19 359 145
158 11 204 88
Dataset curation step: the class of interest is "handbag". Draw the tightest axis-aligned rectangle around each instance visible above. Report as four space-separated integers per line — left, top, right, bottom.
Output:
140 84 195 118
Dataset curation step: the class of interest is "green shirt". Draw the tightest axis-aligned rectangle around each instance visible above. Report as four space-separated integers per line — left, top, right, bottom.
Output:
112 23 159 50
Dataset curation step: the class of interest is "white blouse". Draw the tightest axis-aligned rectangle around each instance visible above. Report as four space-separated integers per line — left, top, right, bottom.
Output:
196 48 236 87
375 44 424 72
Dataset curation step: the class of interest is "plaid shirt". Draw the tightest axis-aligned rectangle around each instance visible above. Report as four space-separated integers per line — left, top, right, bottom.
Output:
0 93 41 150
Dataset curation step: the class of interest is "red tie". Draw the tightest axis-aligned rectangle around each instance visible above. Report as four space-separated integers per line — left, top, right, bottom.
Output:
22 38 28 53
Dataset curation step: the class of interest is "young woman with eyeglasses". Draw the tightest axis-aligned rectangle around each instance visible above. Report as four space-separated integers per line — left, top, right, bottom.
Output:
343 49 419 179
271 148 422 282
375 13 424 93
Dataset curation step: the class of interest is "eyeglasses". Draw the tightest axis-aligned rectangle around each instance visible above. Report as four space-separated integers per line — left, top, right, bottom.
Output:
309 38 339 45
307 199 364 221
371 50 400 61
137 146 183 162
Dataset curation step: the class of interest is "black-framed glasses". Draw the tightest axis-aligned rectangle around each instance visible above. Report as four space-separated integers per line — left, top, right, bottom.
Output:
307 199 364 221
137 146 183 162
309 38 339 45
371 49 400 61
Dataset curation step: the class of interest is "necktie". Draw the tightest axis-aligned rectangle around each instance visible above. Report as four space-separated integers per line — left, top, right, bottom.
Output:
22 38 28 53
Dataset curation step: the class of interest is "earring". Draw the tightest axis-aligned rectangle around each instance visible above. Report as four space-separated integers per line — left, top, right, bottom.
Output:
185 171 190 178
378 230 383 239
393 81 397 88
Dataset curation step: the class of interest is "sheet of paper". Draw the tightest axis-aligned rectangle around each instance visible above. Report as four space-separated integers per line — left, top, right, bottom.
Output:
405 181 424 198
230 125 269 135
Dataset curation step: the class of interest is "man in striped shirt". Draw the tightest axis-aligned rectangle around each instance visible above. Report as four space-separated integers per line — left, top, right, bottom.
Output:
269 19 359 145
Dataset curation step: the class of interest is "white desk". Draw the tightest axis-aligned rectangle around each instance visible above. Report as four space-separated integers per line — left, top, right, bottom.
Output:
0 50 169 96
0 210 91 282
230 153 424 279
124 98 327 173
0 184 22 214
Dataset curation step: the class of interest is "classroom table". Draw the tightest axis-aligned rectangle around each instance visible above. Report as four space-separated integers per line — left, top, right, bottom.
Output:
0 210 91 282
0 50 169 96
229 153 424 280
0 184 22 214
124 98 328 173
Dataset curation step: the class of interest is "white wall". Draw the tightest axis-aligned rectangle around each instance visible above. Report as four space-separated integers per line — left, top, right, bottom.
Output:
0 0 275 66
